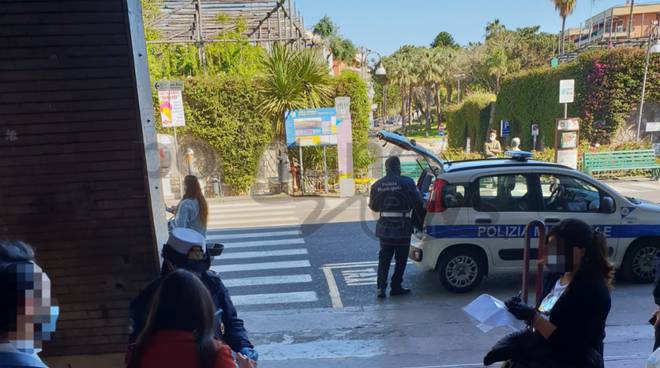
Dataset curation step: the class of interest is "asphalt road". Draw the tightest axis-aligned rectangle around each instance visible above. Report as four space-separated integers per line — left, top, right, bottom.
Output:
206 178 660 367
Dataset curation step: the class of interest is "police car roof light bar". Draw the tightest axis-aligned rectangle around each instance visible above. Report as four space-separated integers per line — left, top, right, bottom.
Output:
505 150 533 162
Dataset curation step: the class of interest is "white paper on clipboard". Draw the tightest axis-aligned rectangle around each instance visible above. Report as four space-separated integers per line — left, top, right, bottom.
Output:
462 294 526 333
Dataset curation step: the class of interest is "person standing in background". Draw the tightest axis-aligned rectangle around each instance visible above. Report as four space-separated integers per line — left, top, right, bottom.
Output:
169 175 209 237
484 129 502 158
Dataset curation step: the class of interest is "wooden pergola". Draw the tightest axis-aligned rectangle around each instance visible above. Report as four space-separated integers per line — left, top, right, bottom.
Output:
147 0 316 67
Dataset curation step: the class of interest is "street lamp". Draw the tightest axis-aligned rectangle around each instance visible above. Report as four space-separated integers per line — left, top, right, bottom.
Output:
360 47 386 127
637 22 660 142
375 61 387 128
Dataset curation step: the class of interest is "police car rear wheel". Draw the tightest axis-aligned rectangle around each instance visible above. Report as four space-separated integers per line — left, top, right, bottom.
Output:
623 240 660 283
438 247 485 293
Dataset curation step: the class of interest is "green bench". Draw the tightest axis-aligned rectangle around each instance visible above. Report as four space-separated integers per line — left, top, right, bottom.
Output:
582 149 660 180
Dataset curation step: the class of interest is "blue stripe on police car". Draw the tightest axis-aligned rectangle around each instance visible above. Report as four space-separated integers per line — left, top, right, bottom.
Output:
425 224 660 239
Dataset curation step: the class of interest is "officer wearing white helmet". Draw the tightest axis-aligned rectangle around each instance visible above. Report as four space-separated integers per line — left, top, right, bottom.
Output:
129 228 258 363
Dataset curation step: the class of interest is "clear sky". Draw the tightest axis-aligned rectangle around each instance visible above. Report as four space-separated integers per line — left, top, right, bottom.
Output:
297 0 656 55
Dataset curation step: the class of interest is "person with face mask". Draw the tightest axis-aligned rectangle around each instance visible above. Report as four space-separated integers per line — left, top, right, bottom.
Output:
369 156 425 298
483 129 502 158
485 219 614 368
0 241 59 368
129 228 258 365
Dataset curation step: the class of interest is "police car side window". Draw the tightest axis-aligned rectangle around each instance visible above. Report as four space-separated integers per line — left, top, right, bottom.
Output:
541 175 601 212
443 184 467 208
475 175 530 212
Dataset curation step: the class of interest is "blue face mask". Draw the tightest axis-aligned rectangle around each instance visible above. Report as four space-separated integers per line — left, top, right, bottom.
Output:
35 305 59 342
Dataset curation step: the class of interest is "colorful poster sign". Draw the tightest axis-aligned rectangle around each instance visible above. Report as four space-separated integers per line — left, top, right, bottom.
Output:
285 108 338 147
156 80 185 128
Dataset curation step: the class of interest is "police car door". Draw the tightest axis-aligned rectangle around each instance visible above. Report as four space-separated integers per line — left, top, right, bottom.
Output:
470 173 541 271
537 172 620 257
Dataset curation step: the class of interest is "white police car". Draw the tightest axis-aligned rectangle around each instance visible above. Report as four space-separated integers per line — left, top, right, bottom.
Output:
378 131 660 293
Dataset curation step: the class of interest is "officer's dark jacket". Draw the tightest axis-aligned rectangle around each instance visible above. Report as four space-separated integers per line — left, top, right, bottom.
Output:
129 270 253 352
369 165 425 242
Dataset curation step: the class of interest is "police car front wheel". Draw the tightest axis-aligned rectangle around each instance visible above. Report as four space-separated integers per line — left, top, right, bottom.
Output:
622 239 660 283
437 247 486 293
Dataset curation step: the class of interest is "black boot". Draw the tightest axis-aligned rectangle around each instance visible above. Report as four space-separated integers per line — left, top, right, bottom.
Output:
390 287 411 296
376 288 387 298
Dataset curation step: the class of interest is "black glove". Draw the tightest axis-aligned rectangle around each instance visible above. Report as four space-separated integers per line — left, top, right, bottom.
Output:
505 296 537 323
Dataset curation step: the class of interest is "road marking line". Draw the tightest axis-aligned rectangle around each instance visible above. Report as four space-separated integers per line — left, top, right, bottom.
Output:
207 222 302 229
323 260 380 267
208 202 295 209
322 266 344 309
220 248 308 259
208 210 296 219
206 230 301 240
207 216 300 225
223 274 312 287
398 354 649 368
232 291 318 306
341 268 378 286
628 182 660 190
221 238 305 249
211 260 310 273
322 261 413 269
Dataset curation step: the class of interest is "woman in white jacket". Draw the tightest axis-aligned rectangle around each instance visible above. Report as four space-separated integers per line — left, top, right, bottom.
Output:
171 175 208 237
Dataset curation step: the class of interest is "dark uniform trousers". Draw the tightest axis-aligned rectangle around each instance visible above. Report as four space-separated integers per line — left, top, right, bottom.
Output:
377 239 410 290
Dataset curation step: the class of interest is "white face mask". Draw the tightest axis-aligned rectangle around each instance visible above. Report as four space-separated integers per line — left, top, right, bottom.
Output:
489 135 496 142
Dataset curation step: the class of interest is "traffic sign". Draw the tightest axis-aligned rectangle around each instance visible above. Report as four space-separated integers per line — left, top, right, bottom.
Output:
155 80 184 91
500 120 511 137
551 57 559 69
559 79 575 104
335 97 351 119
531 124 539 137
646 122 660 132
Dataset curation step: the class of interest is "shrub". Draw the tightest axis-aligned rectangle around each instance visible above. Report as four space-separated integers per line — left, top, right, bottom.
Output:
446 93 496 149
180 75 273 194
495 48 660 149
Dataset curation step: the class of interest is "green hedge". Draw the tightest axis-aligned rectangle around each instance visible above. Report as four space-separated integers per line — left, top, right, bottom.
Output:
180 75 273 194
446 93 496 149
495 48 660 149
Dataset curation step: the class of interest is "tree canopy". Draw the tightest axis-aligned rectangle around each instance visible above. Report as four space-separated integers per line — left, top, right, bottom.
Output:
431 32 458 49
312 15 357 63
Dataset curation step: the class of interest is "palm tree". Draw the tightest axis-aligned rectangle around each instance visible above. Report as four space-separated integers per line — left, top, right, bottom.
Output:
259 43 333 140
485 19 506 40
385 56 404 128
418 48 450 131
552 0 577 55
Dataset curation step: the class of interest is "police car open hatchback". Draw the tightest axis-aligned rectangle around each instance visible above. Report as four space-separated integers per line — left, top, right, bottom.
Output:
378 130 660 293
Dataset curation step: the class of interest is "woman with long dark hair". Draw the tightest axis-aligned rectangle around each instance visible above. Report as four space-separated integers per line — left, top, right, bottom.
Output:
127 270 248 368
172 175 209 236
487 218 614 367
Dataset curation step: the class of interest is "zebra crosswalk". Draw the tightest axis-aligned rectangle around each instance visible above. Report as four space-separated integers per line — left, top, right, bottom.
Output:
206 199 323 310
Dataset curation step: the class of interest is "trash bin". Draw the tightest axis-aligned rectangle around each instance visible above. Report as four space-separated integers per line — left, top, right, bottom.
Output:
210 176 222 197
278 152 290 184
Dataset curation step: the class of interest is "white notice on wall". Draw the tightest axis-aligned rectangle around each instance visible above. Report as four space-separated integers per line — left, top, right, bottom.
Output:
559 79 575 104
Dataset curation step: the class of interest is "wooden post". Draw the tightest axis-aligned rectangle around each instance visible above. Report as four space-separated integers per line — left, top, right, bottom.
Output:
267 11 273 51
288 0 294 45
278 7 282 43
194 0 206 72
